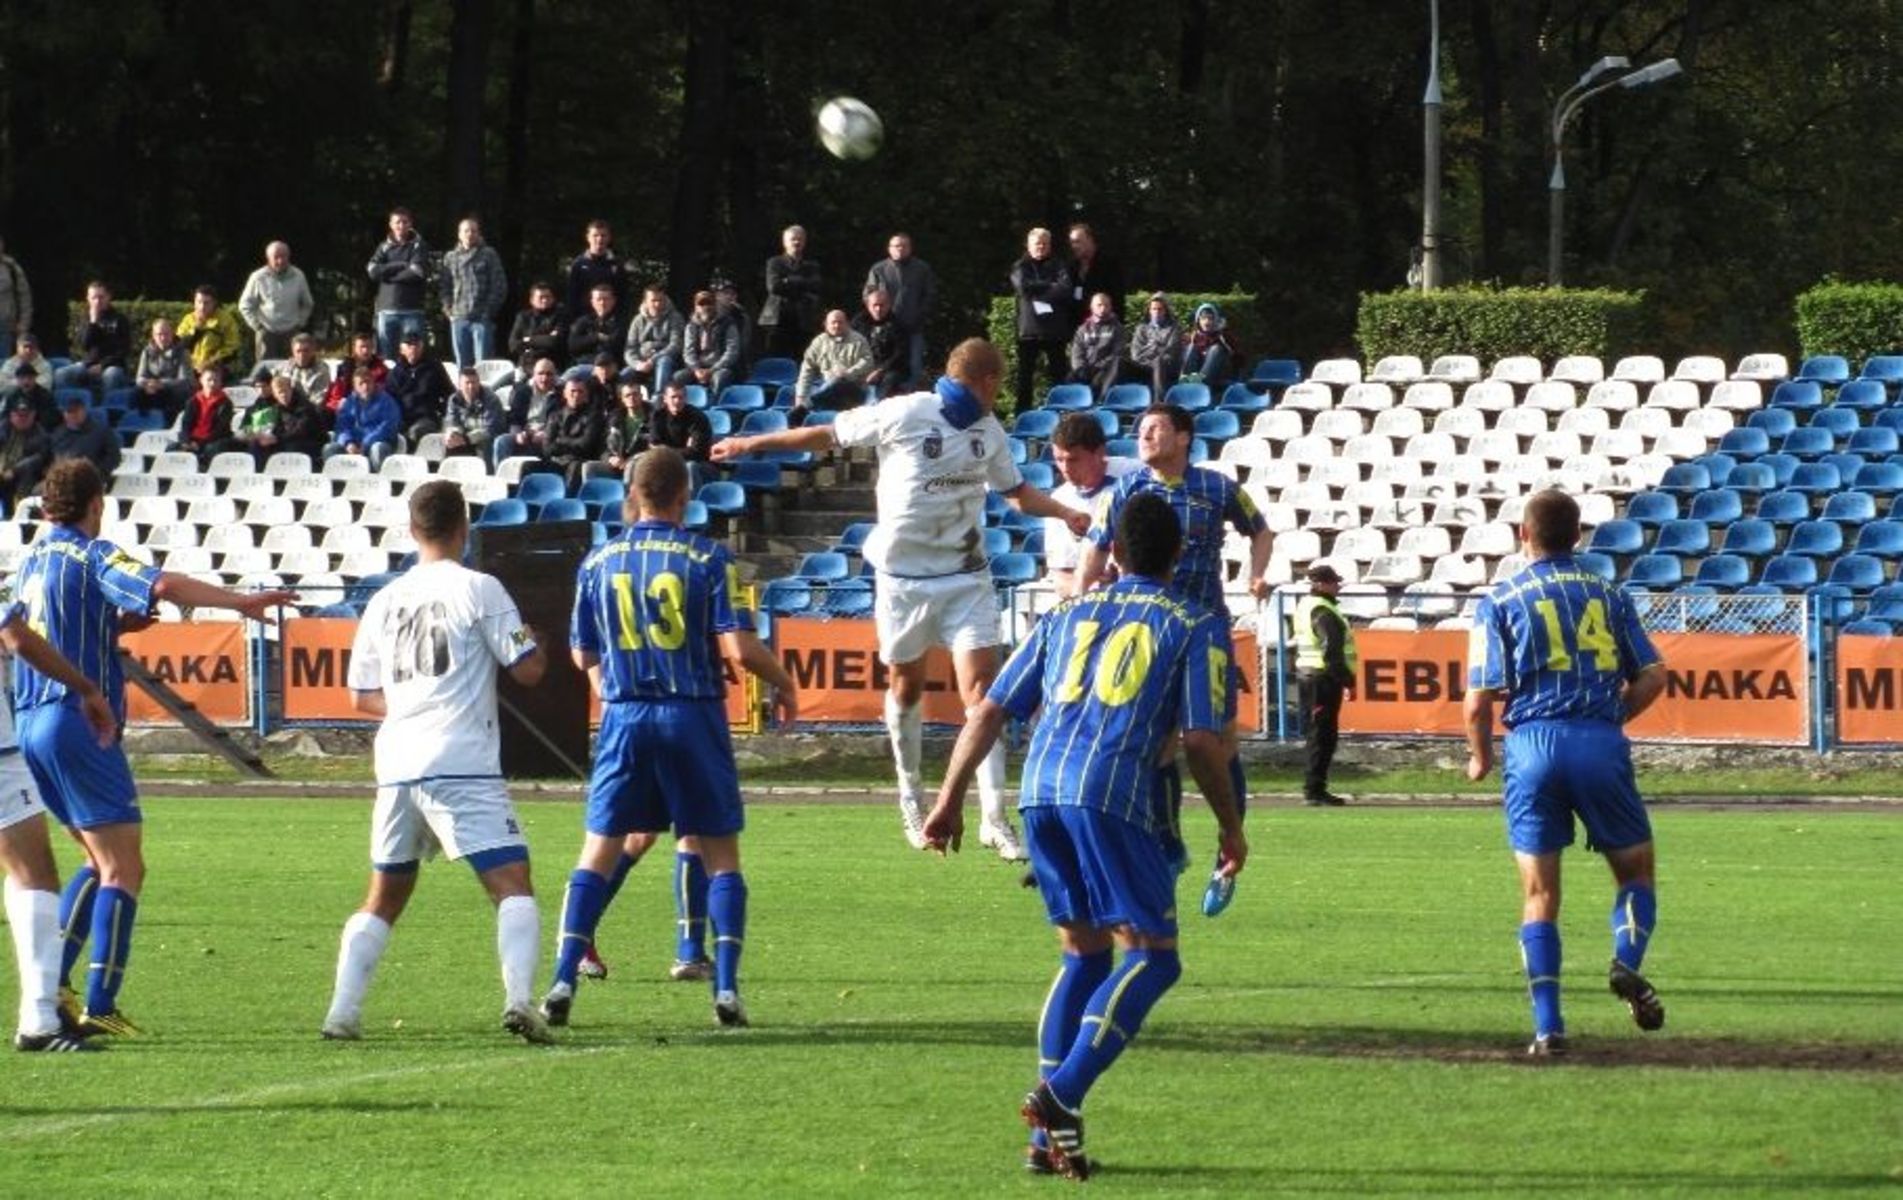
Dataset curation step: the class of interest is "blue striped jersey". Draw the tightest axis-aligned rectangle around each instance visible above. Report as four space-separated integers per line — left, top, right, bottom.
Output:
1086 466 1265 616
572 520 751 702
1467 556 1661 727
10 526 159 721
992 576 1229 835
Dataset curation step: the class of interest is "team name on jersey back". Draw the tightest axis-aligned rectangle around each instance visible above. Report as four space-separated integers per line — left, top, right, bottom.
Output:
1467 557 1661 727
572 520 750 702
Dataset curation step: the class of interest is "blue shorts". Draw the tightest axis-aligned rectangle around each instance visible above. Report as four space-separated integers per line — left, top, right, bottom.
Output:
18 702 139 830
1502 719 1651 855
1023 805 1179 938
587 699 743 838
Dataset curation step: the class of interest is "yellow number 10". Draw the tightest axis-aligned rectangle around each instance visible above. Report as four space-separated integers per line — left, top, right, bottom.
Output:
1054 620 1156 707
1533 597 1619 673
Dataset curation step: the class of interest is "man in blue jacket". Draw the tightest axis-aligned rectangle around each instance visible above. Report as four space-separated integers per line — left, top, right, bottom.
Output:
324 367 401 469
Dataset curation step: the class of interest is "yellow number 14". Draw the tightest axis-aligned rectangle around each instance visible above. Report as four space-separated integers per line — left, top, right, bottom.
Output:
1534 597 1619 673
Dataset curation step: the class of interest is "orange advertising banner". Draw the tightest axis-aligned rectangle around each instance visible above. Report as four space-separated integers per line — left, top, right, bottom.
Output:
1835 635 1903 745
121 621 250 725
281 618 362 721
1332 629 1808 743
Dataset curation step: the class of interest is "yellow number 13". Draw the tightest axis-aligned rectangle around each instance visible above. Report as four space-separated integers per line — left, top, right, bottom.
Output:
611 571 687 651
1534 597 1619 673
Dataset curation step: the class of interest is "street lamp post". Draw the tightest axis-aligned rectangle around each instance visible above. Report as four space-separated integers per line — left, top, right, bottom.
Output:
1420 0 1443 290
1547 56 1684 286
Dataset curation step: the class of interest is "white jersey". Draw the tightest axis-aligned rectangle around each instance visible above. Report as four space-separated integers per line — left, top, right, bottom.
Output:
832 390 1022 579
347 559 535 786
1045 455 1142 572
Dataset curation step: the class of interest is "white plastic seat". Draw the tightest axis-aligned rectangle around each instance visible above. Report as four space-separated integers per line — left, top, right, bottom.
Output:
147 522 199 549
1678 408 1734 442
1494 408 1548 439
1310 459 1363 490
1429 497 1489 529
223 385 260 409
1338 383 1395 413
411 433 449 463
340 477 397 503
1499 455 1552 487
241 496 297 527
1583 380 1639 411
206 452 256 478
1671 355 1726 385
1401 382 1453 412
201 524 256 554
1341 479 1396 511
1458 380 1515 412
1251 494 1294 531
1457 522 1517 557
1395 525 1453 558
1610 355 1665 384
1309 410 1365 441
1433 456 1489 486
1403 478 1459 504
219 547 274 578
1466 430 1521 464
1490 553 1531 583
320 525 374 552
1370 407 1425 440
1395 582 1458 619
127 497 181 527
264 453 314 478
1589 430 1646 461
359 498 410 528
1331 526 1388 562
235 571 288 592
378 453 429 481
1369 457 1423 486
1310 556 1360 584
495 456 544 485
166 473 217 499
379 525 418 554
274 548 335 578
1425 354 1481 384
1309 358 1362 387
1367 356 1423 385
1369 499 1431 531
1248 410 1303 442
1428 553 1488 588
1277 382 1334 412
1549 355 1605 386
1363 553 1425 586
1273 528 1322 563
183 497 239 526
462 476 510 505
224 475 278 502
322 454 371 479
1707 380 1763 412
1247 459 1299 493
475 359 517 390
1336 583 1390 621
161 546 215 573
1495 494 1529 525
1402 432 1459 463
1617 408 1674 439
1523 381 1577 413
435 455 490 483
1278 481 1333 513
338 549 395 578
1643 380 1700 411
1428 409 1485 441
1340 434 1394 466
261 524 315 552
110 475 161 500
270 478 328 510
1576 494 1616 526
1369 615 1421 631
1553 407 1608 438
135 431 177 456
296 570 346 595
1302 502 1360 533
1731 353 1789 382
1653 430 1707 460
149 451 200 477
1282 434 1335 465
113 451 147 478
1488 355 1544 386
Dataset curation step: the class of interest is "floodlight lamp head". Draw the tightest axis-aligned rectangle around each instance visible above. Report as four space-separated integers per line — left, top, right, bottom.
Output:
1621 58 1684 88
1577 56 1630 87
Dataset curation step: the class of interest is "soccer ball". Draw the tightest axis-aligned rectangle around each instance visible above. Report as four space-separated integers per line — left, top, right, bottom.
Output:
817 97 883 161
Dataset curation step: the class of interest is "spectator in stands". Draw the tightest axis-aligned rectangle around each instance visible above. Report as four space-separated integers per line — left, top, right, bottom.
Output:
591 380 650 481
325 366 401 469
714 277 753 378
173 365 238 466
1179 302 1239 387
387 329 453 444
1128 292 1183 399
324 331 387 413
566 220 631 317
276 333 333 400
235 375 288 468
1067 291 1127 397
441 216 509 369
759 225 821 360
546 377 606 490
648 377 714 493
680 289 740 399
793 308 872 421
585 352 623 410
1045 411 1140 597
442 365 506 460
0 236 30 340
852 287 906 400
238 241 314 363
177 285 241 375
1067 223 1126 323
55 282 132 394
625 285 683 398
0 394 50 507
7 360 57 431
1009 227 1073 406
272 373 327 459
366 207 432 359
493 358 562 467
134 318 192 418
508 281 569 376
865 232 936 390
0 333 54 393
50 392 120 479
567 283 628 377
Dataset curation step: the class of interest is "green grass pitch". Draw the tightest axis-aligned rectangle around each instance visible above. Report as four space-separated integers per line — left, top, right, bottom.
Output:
0 798 1897 1197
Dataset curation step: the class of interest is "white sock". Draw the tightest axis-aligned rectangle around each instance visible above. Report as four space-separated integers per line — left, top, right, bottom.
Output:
496 894 540 1010
883 692 923 797
4 880 61 1037
326 911 392 1026
976 738 1010 826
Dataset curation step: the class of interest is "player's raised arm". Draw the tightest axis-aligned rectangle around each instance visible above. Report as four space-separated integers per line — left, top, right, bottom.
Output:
152 574 298 623
709 424 834 463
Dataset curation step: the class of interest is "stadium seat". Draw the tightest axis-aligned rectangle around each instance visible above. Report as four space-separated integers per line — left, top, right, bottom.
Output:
1102 382 1151 414
739 410 788 436
1857 354 1903 386
514 472 565 512
1368 355 1424 385
1610 355 1665 384
759 579 813 616
1399 381 1453 413
980 526 1012 558
1571 551 1616 582
1852 463 1903 498
1769 380 1823 411
1523 381 1576 413
1163 381 1212 411
681 384 709 409
1719 427 1770 457
1760 554 1819 590
1827 554 1887 591
1787 462 1841 496
1248 358 1303 390
1422 354 1479 384
1657 463 1710 497
1866 583 1903 622
731 459 783 491
1339 382 1395 413
1217 384 1269 415
1687 489 1743 525
1623 491 1677 527
989 552 1038 585
1670 355 1726 385
682 499 709 531
1731 353 1789 382
1821 491 1877 525
1643 380 1700 411
475 359 517 390
793 551 850 582
1011 409 1059 440
1042 382 1092 410
1795 355 1850 388
1726 462 1776 494
475 498 527 526
1310 358 1362 387
1778 427 1833 458
1852 520 1903 560
1653 519 1712 557
1808 407 1861 440
1192 409 1240 442
1807 583 1859 624
577 477 626 521
1744 407 1797 439
1707 380 1764 414
1831 379 1887 414
1584 380 1639 411
696 481 746 517
1020 461 1056 491
1849 427 1901 457
1460 380 1515 412
1626 554 1684 589
1719 519 1777 558
1841 618 1896 636
1753 489 1809 526
1587 519 1646 557
748 357 798 388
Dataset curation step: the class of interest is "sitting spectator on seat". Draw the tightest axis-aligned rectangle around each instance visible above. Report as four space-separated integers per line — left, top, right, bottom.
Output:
1180 302 1238 387
624 285 683 397
546 377 606 491
567 283 628 376
6 361 57 431
680 289 740 399
387 329 453 444
852 287 906 400
174 365 239 466
134 318 193 418
176 284 241 376
442 365 506 459
55 282 132 394
324 367 401 469
238 241 314 363
590 380 650 481
1128 291 1183 398
492 357 562 467
586 352 623 410
235 375 287 468
1067 291 1127 397
272 373 328 460
49 391 120 479
0 333 53 393
324 331 388 412
649 377 714 493
508 281 569 375
794 308 872 421
0 395 50 509
275 332 333 400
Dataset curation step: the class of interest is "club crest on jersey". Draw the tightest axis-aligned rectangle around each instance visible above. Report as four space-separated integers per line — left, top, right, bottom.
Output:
922 432 943 459
970 435 985 458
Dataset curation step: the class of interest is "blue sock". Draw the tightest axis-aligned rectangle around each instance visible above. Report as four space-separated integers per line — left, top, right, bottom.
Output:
1520 921 1564 1037
1227 753 1248 819
674 852 709 963
1611 883 1657 971
552 869 609 988
707 871 747 994
1033 951 1113 1149
84 886 137 1014
58 866 99 989
1047 949 1182 1111
603 851 641 905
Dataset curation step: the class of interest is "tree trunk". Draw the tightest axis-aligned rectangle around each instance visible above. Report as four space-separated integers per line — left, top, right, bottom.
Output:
667 0 735 304
380 0 413 91
445 0 495 227
500 0 535 283
1469 0 1502 281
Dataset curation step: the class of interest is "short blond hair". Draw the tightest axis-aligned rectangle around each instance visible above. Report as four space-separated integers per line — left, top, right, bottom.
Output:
945 338 1004 387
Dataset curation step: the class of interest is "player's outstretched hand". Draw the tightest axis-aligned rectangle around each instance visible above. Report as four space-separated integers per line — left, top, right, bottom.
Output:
77 686 117 748
1062 508 1091 537
1248 577 1272 602
1216 826 1248 878
119 611 156 634
768 686 798 728
1465 750 1492 782
233 589 299 624
921 800 963 855
709 436 748 463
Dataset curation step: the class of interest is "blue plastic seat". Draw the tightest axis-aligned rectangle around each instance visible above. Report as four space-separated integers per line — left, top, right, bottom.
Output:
1809 405 1860 436
1012 409 1060 440
1745 408 1796 438
1778 427 1833 458
476 498 528 526
1658 464 1711 496
1852 520 1903 560
1808 584 1858 623
1219 384 1269 414
1694 454 1737 486
1693 554 1751 589
1833 378 1888 412
989 552 1039 585
1788 520 1845 558
738 409 788 436
719 383 766 413
1192 409 1240 441
1624 491 1678 527
1726 462 1776 493
731 459 783 491
1822 452 1867 484
705 408 733 437
696 480 746 517
682 384 709 409
1755 453 1799 487
1163 381 1212 412
1719 427 1770 456
1877 410 1903 434
1719 519 1777 558
1788 462 1842 496
1653 519 1711 557
1853 463 1903 496
1754 489 1810 525
1106 437 1139 459
834 521 875 554
1102 383 1152 414
1020 527 1046 557
1841 618 1896 636
1042 383 1093 411
1827 554 1888 591
1822 491 1878 524
577 477 626 521
1020 461 1056 491
1250 359 1304 389
1671 584 1723 622
1626 554 1684 589
1759 554 1819 590
1587 519 1646 556
1857 354 1903 386
1769 380 1824 410
821 580 875 617
980 527 1012 558
748 357 799 388
682 499 709 531
1574 551 1616 581
1687 489 1743 524
1866 583 1903 622
795 551 850 581
1007 436 1030 465
538 497 587 523
1849 426 1900 457
515 472 566 511
1795 356 1850 388
759 578 813 615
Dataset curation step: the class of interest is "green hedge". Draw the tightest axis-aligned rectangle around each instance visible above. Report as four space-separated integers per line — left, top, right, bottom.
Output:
66 298 255 366
984 291 1262 410
1355 286 1647 364
1794 281 1903 366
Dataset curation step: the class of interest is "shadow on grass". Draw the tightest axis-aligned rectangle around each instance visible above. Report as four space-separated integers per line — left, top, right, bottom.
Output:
1103 1162 1894 1193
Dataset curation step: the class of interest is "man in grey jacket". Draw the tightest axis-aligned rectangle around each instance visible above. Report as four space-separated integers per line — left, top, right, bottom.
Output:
440 217 509 369
238 241 314 362
366 208 432 359
865 232 937 390
624 286 684 397
793 309 872 419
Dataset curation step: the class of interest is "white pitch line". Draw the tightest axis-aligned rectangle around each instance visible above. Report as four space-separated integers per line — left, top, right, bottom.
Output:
0 1043 627 1142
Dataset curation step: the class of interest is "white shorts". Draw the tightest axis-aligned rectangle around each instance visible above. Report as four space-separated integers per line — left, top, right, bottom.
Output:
0 754 44 833
371 777 525 867
875 571 1002 665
